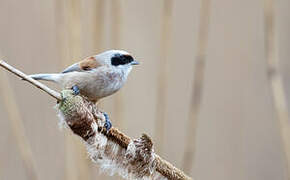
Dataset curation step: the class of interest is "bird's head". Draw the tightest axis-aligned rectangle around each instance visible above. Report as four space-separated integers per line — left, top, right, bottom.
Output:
62 50 139 74
98 50 139 68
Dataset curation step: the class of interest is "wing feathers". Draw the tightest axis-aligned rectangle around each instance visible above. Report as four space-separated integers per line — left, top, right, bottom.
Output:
79 56 101 71
62 56 101 73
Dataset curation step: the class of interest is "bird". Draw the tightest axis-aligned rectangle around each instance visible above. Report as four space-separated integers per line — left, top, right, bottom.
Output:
29 50 139 130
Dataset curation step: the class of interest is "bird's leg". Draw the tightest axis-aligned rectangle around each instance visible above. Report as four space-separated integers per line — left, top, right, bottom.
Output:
72 85 80 95
103 112 112 132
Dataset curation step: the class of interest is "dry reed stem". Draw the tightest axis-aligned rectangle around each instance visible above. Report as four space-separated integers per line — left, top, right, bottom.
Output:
0 61 192 180
182 0 211 173
0 69 38 180
154 0 173 154
0 61 61 99
0 60 61 100
58 90 192 180
264 1 290 179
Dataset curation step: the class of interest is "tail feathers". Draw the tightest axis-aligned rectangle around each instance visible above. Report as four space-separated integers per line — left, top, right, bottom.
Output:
28 73 61 82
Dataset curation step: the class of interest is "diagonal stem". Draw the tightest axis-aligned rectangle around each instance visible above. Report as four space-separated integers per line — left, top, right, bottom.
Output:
0 60 61 101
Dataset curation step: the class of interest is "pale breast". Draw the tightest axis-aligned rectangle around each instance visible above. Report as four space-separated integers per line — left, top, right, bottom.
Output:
60 67 127 102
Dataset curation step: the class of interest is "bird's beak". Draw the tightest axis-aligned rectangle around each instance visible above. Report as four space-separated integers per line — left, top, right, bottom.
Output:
130 60 140 65
62 63 82 73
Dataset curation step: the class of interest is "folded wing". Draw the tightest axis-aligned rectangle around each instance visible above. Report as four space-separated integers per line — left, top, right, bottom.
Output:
62 56 101 73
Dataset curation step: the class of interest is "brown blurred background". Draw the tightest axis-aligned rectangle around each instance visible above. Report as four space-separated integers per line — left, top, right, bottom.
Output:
0 0 290 180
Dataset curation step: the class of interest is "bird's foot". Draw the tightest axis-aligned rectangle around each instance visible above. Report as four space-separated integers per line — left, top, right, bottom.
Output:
103 112 112 132
72 85 80 95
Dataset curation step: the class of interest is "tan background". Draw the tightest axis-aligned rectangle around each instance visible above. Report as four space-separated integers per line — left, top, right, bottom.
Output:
0 0 290 180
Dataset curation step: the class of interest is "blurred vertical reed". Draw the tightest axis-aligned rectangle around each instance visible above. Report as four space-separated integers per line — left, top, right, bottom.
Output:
0 70 38 180
93 0 104 52
90 0 105 119
0 161 1 178
55 1 90 180
264 0 290 179
154 0 173 154
111 0 124 128
182 0 211 174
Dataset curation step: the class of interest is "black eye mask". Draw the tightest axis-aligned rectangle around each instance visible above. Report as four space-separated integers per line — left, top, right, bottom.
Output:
111 54 134 66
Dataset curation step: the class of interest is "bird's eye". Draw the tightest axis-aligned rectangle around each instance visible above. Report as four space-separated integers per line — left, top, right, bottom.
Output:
111 54 133 66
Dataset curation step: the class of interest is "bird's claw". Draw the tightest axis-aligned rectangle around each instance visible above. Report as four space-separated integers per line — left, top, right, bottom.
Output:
103 112 112 132
72 85 80 95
